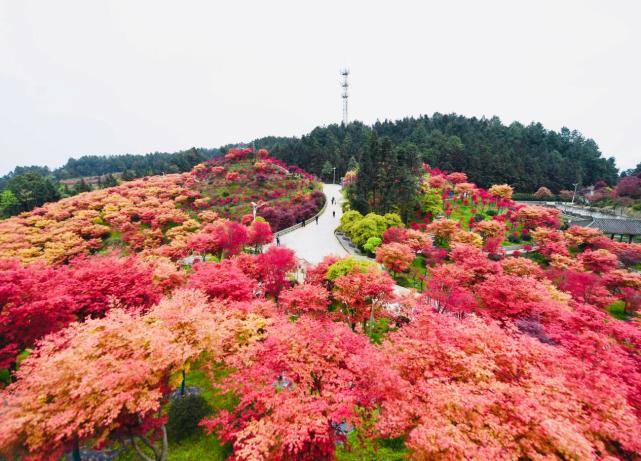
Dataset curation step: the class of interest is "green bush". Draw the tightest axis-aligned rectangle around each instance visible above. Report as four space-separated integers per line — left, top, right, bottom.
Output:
167 393 213 442
383 213 403 229
363 237 382 254
419 188 444 217
326 257 376 281
340 210 363 234
507 234 520 244
350 214 388 247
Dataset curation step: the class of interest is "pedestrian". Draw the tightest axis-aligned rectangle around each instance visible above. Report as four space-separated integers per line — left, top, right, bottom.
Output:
315 216 319 225
332 210 336 218
276 236 280 246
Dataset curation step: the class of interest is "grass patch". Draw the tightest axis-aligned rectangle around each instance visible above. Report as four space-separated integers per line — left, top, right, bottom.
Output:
115 363 235 461
608 300 633 321
100 230 125 252
337 433 408 461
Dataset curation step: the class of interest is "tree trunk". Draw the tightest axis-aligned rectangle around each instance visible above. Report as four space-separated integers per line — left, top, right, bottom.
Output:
160 426 169 461
72 438 81 461
131 427 168 461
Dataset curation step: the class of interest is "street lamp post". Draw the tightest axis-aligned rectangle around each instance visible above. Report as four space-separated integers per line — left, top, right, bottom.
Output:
332 167 336 185
571 183 579 205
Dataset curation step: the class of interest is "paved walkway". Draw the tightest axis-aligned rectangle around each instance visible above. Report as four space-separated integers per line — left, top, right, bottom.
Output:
276 183 348 264
275 185 411 297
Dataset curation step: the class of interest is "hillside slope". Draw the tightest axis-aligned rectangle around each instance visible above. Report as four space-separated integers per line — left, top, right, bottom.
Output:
0 148 323 264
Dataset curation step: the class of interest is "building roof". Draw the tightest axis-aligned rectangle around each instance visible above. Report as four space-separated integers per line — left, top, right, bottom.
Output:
587 218 641 236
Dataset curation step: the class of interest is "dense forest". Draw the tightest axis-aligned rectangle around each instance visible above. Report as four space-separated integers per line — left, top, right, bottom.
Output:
0 148 217 188
0 113 623 218
253 114 619 192
0 148 218 218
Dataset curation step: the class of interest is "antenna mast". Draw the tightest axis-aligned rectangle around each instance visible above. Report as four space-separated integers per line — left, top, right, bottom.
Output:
340 68 349 125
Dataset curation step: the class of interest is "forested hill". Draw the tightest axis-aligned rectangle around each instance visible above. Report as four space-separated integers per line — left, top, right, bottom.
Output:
54 147 219 179
1 113 618 196
0 147 219 189
249 114 618 192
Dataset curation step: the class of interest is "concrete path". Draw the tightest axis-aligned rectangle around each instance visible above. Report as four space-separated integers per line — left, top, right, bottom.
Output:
277 183 348 265
275 185 412 298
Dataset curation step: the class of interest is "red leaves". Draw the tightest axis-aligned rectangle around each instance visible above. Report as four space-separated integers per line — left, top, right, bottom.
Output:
247 219 273 249
64 254 161 319
0 254 161 368
332 266 395 328
379 308 641 459
188 260 256 302
202 316 393 461
375 242 415 274
279 284 329 316
256 246 297 297
0 289 266 459
578 248 619 273
382 226 408 244
188 220 249 258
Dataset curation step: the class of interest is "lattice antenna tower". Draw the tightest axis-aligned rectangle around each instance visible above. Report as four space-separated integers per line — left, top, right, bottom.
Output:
340 68 349 125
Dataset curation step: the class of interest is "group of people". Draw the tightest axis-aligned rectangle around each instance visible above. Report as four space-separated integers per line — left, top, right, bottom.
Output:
274 194 338 247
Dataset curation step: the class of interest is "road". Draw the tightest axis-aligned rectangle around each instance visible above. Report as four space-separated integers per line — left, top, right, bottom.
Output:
277 183 348 264
276 184 411 296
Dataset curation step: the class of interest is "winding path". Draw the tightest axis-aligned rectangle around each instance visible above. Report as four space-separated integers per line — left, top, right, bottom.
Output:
276 183 347 264
276 184 411 297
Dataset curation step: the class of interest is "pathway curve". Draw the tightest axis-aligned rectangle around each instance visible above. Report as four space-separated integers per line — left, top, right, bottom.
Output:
276 183 347 265
276 184 410 296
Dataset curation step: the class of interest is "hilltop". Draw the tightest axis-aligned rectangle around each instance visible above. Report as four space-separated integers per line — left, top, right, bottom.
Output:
0 148 323 264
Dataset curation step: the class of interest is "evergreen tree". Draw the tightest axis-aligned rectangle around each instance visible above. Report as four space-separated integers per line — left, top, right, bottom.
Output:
72 179 92 195
395 142 421 222
347 156 359 172
121 169 136 181
377 137 397 213
6 172 60 213
103 174 118 187
321 161 334 183
0 190 19 218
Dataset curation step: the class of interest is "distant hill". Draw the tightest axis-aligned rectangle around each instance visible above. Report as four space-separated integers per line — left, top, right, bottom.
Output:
0 147 220 190
0 113 620 209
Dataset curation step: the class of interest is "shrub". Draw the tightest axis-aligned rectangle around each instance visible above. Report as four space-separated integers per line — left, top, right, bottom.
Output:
326 257 376 281
167 393 213 441
533 186 554 199
507 234 520 244
363 237 382 254
340 210 364 234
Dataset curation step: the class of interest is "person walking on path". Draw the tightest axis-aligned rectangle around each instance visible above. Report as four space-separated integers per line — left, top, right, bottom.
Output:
332 210 336 218
276 236 280 246
315 216 319 225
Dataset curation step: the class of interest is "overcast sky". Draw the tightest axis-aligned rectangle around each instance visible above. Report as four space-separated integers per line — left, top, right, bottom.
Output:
1 0 640 176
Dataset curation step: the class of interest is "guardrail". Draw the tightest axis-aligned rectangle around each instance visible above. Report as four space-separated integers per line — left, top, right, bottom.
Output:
334 230 366 257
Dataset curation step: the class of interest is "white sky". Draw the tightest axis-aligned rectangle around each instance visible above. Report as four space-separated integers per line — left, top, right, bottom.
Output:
1 0 640 176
